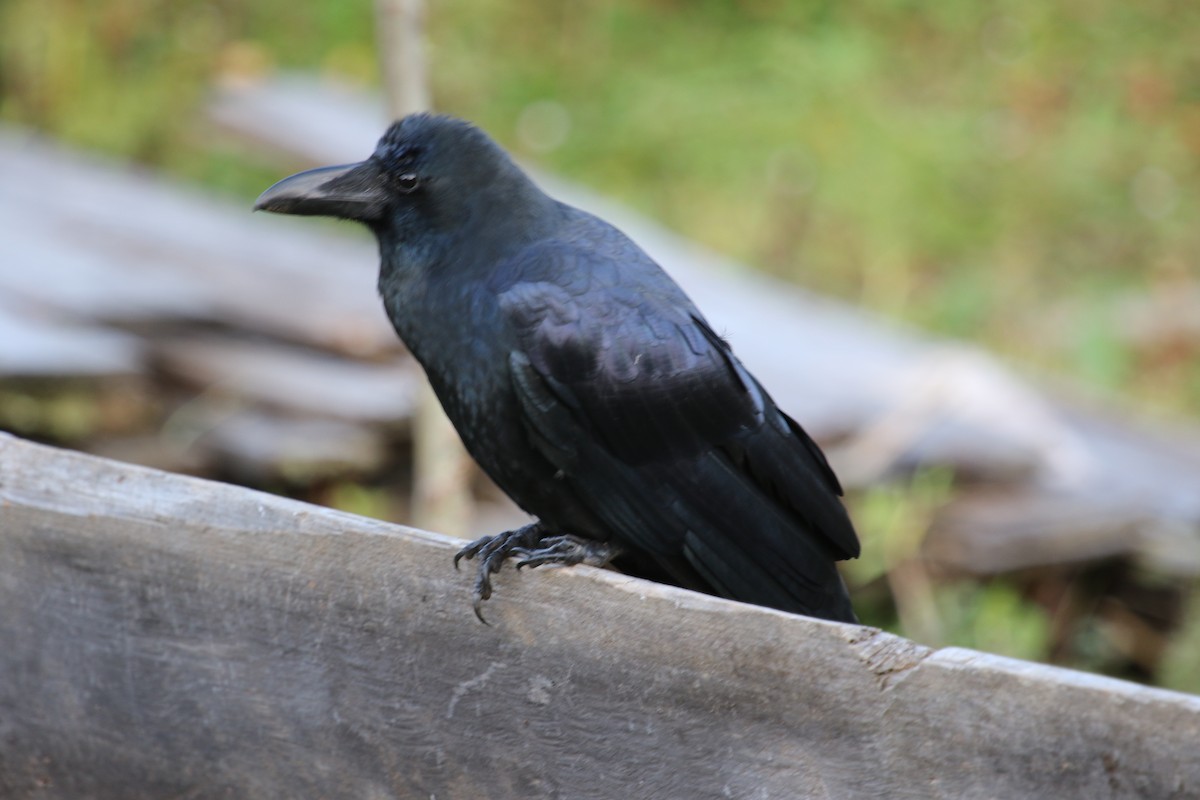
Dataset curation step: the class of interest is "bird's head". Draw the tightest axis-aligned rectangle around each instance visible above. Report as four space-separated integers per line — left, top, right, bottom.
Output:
255 113 544 245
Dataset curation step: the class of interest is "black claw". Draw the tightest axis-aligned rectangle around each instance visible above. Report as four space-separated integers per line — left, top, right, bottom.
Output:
452 525 622 622
454 534 495 570
452 522 545 623
515 555 549 570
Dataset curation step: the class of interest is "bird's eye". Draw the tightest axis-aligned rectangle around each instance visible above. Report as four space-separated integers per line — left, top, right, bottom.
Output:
397 173 421 193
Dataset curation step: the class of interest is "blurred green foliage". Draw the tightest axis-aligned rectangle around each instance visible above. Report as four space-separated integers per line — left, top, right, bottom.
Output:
3 1 1199 679
1161 589 1200 695
3 2 1198 417
0 386 100 439
849 468 1051 662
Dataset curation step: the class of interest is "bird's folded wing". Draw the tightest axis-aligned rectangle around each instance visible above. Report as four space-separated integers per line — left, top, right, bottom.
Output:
498 261 859 565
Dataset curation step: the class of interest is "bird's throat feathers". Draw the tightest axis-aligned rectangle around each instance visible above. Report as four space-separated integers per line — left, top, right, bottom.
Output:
372 181 563 299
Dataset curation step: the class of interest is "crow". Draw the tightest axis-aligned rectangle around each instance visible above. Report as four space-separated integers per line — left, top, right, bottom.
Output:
256 113 859 623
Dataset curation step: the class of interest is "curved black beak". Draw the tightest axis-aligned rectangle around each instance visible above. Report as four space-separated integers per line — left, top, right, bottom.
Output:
254 160 388 223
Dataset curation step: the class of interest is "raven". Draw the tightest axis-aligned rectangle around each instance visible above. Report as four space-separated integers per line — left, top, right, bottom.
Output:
256 114 859 623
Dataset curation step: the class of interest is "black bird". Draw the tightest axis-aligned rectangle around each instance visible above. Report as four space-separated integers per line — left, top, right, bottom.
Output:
256 114 859 623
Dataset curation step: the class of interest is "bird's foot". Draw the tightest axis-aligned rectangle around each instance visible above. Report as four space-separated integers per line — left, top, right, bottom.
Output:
453 523 621 623
454 522 546 623
513 535 622 571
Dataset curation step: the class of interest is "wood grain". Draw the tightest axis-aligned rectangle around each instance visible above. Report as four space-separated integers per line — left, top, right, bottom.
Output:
1 432 1197 799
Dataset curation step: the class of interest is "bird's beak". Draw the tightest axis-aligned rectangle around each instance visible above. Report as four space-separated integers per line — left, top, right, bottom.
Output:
254 160 388 223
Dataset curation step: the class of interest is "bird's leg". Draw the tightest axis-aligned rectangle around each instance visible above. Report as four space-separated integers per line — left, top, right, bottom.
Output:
453 522 621 623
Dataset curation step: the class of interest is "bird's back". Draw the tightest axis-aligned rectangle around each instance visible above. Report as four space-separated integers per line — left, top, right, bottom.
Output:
484 207 859 621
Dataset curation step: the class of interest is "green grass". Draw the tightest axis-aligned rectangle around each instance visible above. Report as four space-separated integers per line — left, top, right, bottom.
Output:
4 2 1197 414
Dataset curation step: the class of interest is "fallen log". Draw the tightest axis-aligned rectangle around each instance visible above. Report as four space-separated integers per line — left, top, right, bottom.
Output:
0 432 1197 798
0 127 394 358
0 301 140 379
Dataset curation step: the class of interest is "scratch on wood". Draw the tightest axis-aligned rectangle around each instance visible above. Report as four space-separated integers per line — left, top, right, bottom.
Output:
526 674 554 706
445 661 507 719
846 627 932 690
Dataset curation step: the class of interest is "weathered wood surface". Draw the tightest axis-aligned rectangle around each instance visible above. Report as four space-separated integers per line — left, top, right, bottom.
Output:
0 301 141 379
149 335 420 424
0 127 394 357
209 76 1200 576
1 433 1197 799
0 127 421 489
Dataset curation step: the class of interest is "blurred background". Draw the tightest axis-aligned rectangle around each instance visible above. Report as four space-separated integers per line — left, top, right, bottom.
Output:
2 1 1199 690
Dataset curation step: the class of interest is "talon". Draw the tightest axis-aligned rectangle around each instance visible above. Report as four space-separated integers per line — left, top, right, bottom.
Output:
514 553 552 570
453 524 623 622
452 522 544 623
454 534 494 570
472 593 491 625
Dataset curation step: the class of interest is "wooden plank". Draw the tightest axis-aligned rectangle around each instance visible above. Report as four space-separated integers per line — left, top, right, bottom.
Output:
0 128 397 358
923 407 1200 576
0 301 140 379
1 433 1197 799
194 410 389 480
149 335 420 424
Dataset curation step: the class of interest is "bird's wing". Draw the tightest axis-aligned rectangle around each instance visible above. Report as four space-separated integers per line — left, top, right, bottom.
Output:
496 243 860 581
